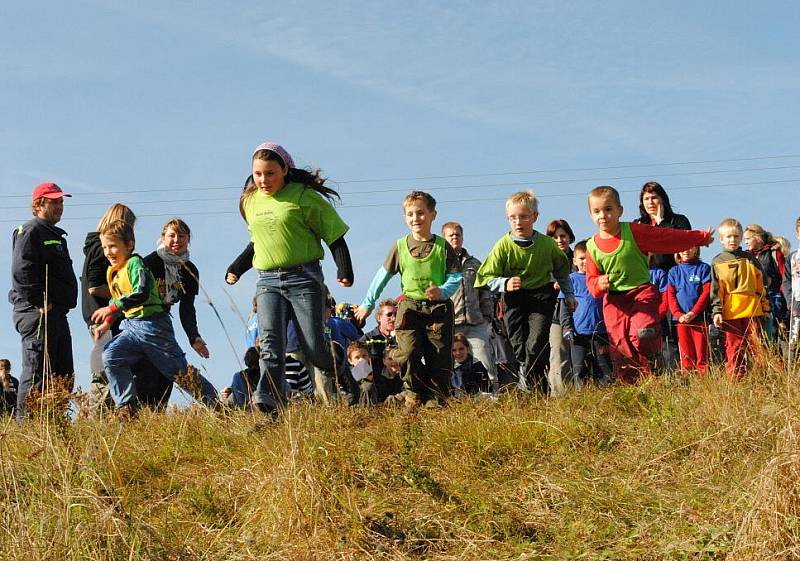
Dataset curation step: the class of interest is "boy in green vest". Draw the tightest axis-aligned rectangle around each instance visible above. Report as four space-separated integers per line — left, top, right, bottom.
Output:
474 191 575 395
355 191 462 406
584 186 713 383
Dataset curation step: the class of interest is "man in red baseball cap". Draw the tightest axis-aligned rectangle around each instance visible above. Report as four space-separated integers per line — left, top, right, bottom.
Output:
9 182 77 420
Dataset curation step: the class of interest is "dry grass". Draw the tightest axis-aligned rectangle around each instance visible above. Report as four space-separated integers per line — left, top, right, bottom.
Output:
0 362 798 560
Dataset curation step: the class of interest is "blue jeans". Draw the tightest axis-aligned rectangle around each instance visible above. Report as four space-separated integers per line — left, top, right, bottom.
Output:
103 313 188 407
255 261 333 409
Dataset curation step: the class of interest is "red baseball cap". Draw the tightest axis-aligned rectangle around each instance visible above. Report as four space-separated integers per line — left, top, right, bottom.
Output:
31 182 71 202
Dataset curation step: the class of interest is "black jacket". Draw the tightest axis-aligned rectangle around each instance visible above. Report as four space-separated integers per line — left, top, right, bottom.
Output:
81 231 108 326
143 251 201 344
9 218 78 311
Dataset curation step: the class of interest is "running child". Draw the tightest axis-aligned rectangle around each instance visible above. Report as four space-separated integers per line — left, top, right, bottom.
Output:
91 221 188 418
585 186 713 383
711 218 769 378
667 246 712 374
81 203 137 415
234 142 353 414
474 191 575 395
355 191 462 407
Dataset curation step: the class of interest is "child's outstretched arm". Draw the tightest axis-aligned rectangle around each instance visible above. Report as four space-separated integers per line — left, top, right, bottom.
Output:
631 223 714 254
355 266 395 322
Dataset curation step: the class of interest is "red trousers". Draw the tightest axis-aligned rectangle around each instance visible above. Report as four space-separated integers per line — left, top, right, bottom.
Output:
675 320 709 374
721 317 763 378
603 284 662 384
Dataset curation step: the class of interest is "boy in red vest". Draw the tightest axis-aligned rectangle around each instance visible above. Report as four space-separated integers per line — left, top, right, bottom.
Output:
585 186 713 383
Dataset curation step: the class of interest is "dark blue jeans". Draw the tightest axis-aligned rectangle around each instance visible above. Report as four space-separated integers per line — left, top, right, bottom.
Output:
255 261 334 410
570 333 613 386
13 305 74 420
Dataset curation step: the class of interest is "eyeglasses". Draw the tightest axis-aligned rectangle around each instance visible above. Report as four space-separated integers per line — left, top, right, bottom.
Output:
382 312 397 318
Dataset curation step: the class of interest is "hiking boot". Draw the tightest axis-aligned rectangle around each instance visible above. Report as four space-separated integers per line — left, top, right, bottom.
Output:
116 403 138 422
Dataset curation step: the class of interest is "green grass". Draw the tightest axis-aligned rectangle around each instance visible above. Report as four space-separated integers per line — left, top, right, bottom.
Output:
1 365 798 560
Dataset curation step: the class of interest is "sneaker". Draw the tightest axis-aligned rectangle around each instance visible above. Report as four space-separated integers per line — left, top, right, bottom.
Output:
422 398 442 409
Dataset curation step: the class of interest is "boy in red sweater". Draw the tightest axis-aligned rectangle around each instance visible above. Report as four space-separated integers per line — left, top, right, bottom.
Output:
585 186 713 383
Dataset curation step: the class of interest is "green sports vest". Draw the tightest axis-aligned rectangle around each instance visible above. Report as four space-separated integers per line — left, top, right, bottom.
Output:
586 222 650 292
397 235 446 300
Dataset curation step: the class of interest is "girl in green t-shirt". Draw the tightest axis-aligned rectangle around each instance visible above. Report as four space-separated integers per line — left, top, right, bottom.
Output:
232 142 355 414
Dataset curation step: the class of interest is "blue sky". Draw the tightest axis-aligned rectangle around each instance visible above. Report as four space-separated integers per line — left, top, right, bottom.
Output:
1 1 798 400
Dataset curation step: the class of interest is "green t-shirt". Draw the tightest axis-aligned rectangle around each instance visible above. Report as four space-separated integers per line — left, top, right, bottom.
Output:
243 182 349 270
396 235 447 300
474 232 570 290
586 222 650 292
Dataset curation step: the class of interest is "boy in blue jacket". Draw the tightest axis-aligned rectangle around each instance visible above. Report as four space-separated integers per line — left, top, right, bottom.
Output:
561 241 613 386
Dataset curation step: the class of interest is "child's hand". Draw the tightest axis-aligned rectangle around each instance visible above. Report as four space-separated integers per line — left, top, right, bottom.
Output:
91 306 113 325
702 227 715 246
425 281 442 301
337 278 352 287
220 387 232 399
713 313 723 328
505 277 522 291
354 306 371 323
226 273 239 285
564 295 577 313
678 312 695 324
93 322 110 341
597 275 610 291
192 337 210 359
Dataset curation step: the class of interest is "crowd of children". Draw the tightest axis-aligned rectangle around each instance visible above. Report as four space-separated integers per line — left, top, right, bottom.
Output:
5 142 799 420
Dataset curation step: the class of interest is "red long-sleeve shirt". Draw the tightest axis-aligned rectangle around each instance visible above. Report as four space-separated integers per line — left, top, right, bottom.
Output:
586 222 712 298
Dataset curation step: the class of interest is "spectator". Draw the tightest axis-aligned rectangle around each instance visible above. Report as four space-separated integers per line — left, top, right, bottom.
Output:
10 182 78 420
442 221 499 392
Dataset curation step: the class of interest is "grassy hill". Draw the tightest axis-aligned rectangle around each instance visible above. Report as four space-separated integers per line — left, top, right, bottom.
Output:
1 365 798 560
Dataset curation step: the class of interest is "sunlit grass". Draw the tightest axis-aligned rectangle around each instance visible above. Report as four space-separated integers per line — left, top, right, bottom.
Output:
1 361 798 560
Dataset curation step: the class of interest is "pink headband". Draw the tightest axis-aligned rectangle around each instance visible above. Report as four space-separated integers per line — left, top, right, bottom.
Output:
252 142 295 169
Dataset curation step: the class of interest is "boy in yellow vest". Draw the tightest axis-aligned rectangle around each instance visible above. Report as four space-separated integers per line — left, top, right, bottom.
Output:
91 220 188 417
355 191 462 406
474 191 575 395
711 218 769 378
585 186 713 383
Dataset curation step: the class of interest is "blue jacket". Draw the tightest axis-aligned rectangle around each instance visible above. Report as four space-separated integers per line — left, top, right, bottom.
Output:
565 272 605 336
667 261 711 315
